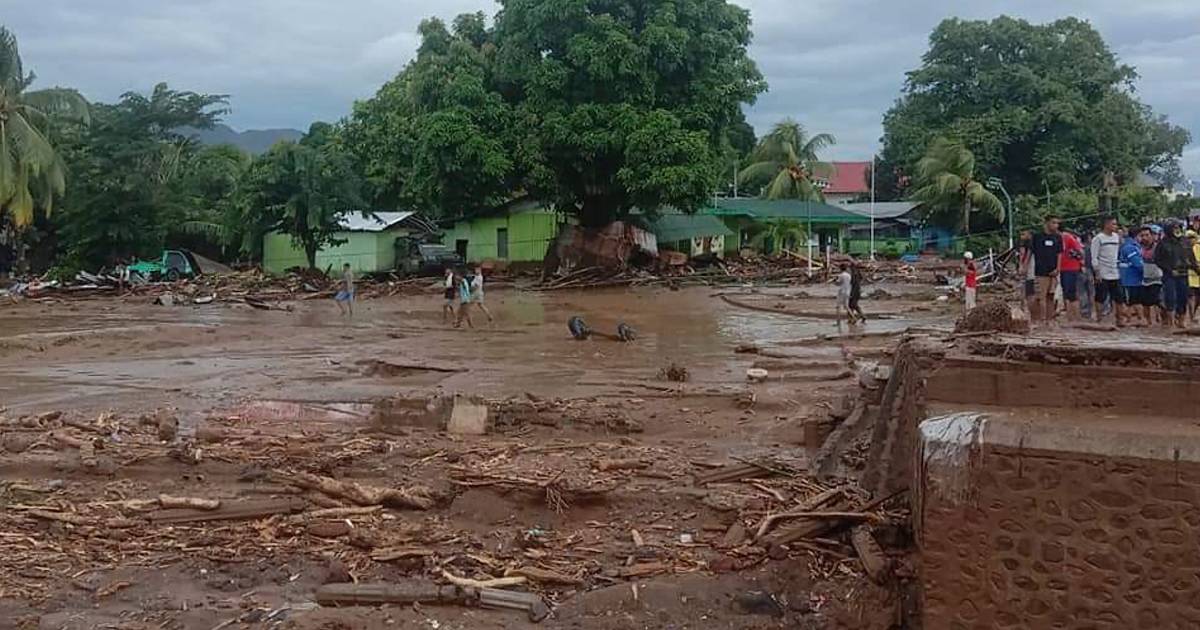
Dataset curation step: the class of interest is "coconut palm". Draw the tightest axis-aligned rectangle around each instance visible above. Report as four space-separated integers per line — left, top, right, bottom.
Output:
739 119 835 201
0 27 89 228
912 137 1004 235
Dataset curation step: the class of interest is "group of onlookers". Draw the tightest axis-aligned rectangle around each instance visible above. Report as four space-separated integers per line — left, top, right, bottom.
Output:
1006 213 1200 328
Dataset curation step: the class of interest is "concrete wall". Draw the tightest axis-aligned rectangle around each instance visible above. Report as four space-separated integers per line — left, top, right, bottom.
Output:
262 230 402 274
917 412 1200 629
443 209 561 263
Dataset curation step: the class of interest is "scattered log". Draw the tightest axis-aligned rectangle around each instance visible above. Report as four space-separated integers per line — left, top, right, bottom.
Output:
441 570 527 589
26 509 91 526
617 562 670 578
371 547 435 562
307 521 352 538
316 582 458 606
851 525 890 584
158 495 221 511
694 462 774 485
297 506 381 521
504 566 582 586
595 458 647 472
51 431 85 449
754 487 843 541
147 497 306 524
279 471 436 510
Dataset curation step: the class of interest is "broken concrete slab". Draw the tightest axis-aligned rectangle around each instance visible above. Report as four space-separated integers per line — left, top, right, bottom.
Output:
445 395 489 435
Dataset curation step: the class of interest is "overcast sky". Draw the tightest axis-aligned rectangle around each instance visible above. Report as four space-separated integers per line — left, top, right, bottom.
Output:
7 0 1199 178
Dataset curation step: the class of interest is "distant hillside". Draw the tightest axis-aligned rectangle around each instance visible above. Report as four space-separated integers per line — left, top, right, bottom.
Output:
184 124 304 154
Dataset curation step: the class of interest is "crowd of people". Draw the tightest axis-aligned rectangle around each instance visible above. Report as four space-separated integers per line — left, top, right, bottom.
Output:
1008 213 1200 328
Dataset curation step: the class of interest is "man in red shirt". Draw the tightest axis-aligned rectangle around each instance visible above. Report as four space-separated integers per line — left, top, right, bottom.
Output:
963 251 978 313
1059 228 1085 321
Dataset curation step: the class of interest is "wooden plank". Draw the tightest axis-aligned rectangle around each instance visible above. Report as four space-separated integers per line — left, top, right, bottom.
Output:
147 498 306 524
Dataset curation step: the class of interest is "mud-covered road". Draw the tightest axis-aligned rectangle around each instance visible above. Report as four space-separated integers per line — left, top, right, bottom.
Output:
0 284 953 629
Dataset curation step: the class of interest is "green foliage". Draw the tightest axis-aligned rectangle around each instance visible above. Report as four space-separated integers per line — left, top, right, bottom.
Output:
55 84 230 268
345 0 765 226
1117 185 1167 223
746 218 806 253
911 138 1004 234
739 119 834 201
232 125 365 268
879 17 1191 203
0 27 89 230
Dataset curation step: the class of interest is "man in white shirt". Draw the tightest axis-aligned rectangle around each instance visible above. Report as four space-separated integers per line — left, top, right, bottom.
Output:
1090 216 1122 324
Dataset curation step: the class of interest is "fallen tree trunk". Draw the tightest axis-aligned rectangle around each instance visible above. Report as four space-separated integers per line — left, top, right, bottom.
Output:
158 495 221 510
278 471 437 510
147 498 306 524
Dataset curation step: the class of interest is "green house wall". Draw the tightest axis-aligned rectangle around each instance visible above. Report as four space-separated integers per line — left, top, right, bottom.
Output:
443 209 561 263
262 229 406 274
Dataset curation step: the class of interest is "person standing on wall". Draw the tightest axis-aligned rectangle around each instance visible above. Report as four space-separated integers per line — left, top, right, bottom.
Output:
1059 228 1085 322
1091 216 1123 325
962 251 978 313
1028 216 1063 324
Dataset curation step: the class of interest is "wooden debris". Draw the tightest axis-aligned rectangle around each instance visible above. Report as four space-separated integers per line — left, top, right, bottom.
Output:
279 471 437 510
441 570 527 589
295 506 381 521
851 525 890 584
371 547 435 562
307 521 352 538
146 497 306 524
316 582 458 606
753 487 843 541
158 495 220 511
694 460 780 485
595 458 647 472
631 529 645 547
617 562 670 578
26 509 91 526
505 566 583 586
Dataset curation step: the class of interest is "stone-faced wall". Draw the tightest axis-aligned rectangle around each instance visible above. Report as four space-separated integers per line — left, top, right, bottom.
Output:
917 412 1200 629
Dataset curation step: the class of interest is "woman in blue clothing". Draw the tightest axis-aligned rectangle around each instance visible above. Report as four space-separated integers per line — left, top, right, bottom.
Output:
453 270 474 329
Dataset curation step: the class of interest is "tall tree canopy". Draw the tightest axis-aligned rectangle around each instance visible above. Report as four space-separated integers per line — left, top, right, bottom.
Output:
0 27 89 229
739 119 835 201
233 124 365 268
55 84 228 268
345 0 766 226
878 17 1191 205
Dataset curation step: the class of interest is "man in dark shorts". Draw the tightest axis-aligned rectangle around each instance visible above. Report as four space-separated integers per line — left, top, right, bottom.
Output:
1119 227 1146 326
1027 216 1063 323
1059 228 1084 321
1091 216 1122 324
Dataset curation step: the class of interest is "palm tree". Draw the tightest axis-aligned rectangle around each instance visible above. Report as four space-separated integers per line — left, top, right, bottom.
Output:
739 119 835 201
0 27 89 228
749 219 806 254
912 138 1004 235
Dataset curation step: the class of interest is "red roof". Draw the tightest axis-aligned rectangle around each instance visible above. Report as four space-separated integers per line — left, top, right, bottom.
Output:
823 161 871 195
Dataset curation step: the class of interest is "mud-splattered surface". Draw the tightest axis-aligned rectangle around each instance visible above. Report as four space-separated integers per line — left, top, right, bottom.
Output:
0 284 946 630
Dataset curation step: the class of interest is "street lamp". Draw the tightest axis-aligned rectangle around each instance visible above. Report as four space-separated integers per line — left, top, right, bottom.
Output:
987 177 1014 249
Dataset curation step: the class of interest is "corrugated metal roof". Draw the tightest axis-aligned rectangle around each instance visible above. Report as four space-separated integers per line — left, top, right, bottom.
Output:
840 201 920 220
338 211 416 232
648 214 735 242
707 198 871 223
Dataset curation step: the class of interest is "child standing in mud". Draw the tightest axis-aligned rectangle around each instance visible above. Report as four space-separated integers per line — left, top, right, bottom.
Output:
442 267 456 325
454 270 474 329
334 263 354 317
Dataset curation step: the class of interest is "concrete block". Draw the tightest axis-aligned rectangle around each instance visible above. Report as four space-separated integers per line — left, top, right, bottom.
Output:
445 395 489 435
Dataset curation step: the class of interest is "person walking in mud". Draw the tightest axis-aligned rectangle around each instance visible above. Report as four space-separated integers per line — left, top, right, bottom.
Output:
453 270 474 329
468 263 495 326
848 262 866 324
334 263 354 317
835 262 853 327
442 267 456 325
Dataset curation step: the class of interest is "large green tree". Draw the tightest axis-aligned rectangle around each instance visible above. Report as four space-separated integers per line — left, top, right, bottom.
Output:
738 119 835 201
878 17 1190 209
55 83 228 268
346 1 766 226
495 0 765 226
233 125 364 268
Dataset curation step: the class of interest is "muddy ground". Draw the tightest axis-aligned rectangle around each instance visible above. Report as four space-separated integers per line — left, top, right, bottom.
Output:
0 281 999 629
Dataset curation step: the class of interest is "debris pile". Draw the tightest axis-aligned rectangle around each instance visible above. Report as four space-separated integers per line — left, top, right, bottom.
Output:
954 300 1030 334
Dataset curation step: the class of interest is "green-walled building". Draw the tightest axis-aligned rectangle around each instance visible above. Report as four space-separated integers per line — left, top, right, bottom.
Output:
262 212 434 274
440 199 566 264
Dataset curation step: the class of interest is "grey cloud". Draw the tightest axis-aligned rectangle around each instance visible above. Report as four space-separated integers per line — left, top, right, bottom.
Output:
5 0 1198 177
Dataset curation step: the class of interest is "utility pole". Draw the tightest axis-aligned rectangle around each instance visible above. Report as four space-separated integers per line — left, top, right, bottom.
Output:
987 177 1014 249
870 155 876 261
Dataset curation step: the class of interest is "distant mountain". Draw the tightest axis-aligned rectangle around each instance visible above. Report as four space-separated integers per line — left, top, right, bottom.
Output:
184 124 304 154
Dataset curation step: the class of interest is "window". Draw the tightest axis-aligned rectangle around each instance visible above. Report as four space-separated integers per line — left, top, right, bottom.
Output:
455 239 469 260
165 251 187 272
496 228 509 259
